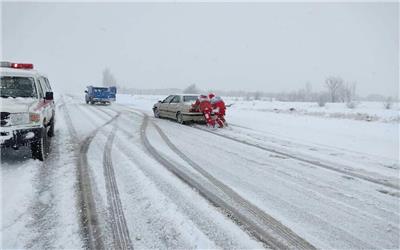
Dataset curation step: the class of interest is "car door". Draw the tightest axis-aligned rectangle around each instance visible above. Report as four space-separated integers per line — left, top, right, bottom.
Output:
37 77 51 123
43 77 55 120
168 95 181 118
34 78 46 121
159 95 174 117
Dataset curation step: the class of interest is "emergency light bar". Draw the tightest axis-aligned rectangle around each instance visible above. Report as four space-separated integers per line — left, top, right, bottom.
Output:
0 61 34 69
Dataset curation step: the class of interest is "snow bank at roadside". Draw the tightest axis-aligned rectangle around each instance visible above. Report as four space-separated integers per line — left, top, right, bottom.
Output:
225 98 400 123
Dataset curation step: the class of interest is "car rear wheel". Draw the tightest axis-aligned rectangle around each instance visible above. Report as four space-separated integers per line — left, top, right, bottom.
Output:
31 127 49 161
177 112 185 124
154 108 160 118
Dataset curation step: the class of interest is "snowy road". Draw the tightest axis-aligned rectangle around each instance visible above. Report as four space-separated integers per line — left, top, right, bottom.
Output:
1 94 399 249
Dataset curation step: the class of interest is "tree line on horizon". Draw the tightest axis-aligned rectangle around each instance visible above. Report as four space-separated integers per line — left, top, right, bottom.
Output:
101 68 395 109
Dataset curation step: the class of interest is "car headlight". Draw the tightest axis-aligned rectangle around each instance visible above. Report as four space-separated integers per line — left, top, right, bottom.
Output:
29 112 41 123
9 112 40 125
10 113 30 125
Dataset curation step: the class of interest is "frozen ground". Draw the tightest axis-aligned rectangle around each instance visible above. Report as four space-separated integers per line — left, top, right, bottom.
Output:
1 93 399 249
119 94 399 161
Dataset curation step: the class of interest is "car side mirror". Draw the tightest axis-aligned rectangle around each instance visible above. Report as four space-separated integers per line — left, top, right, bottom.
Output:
45 91 54 101
158 100 162 103
84 90 88 93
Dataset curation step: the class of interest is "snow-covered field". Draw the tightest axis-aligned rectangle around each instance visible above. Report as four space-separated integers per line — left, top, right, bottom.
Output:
1 93 399 249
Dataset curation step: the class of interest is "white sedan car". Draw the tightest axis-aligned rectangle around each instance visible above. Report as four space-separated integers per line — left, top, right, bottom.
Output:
153 94 213 124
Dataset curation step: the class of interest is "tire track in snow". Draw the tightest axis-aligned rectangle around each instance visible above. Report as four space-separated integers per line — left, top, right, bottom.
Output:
92 105 398 248
193 126 400 190
106 112 262 249
95 106 314 249
103 121 134 250
150 118 315 250
78 104 134 249
139 114 315 250
61 96 120 250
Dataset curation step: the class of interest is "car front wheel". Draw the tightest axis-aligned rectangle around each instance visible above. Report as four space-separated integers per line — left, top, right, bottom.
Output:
154 108 160 118
31 127 49 161
47 118 55 137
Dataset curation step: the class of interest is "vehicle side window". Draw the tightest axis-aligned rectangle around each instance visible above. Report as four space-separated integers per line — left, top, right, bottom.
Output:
162 95 174 103
170 96 180 103
44 77 52 91
36 79 44 98
41 77 49 93
183 96 198 103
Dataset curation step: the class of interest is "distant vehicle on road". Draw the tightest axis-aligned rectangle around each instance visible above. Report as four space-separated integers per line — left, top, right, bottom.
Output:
0 61 55 161
153 94 214 124
85 86 116 105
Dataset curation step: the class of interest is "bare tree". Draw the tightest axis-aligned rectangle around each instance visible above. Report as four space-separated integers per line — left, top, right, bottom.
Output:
102 68 117 87
245 92 252 101
317 92 329 107
383 97 393 109
183 84 200 94
325 76 344 102
341 82 358 108
254 91 262 100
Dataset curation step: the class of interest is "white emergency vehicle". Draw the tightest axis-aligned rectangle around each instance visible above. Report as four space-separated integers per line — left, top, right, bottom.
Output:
0 62 55 161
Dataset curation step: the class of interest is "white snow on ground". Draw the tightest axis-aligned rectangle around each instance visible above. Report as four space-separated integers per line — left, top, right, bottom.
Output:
38 95 264 249
2 93 399 249
115 93 399 249
152 118 399 249
110 116 263 249
1 99 83 249
117 93 399 164
226 108 398 161
225 98 400 122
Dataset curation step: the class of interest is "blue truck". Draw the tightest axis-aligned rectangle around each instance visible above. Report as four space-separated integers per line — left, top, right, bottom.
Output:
85 86 117 105
108 86 117 102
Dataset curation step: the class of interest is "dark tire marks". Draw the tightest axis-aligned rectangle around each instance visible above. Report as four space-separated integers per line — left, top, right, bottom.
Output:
103 122 134 250
61 97 121 249
140 114 315 250
194 126 400 190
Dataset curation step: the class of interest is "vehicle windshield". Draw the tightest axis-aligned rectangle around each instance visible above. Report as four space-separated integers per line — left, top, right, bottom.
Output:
0 76 37 98
183 95 198 103
93 88 108 93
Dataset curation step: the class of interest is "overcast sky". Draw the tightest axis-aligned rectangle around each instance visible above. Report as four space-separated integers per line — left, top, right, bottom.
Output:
1 2 398 96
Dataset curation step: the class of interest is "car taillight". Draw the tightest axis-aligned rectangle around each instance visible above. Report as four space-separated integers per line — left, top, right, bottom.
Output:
29 113 40 122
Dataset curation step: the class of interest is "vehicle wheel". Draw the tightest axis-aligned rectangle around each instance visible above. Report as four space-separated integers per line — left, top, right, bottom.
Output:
31 128 49 161
90 101 94 105
153 108 160 118
177 112 185 124
47 118 55 137
86 100 89 104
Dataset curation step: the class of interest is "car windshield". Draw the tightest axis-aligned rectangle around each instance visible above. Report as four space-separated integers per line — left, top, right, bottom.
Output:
0 76 37 98
183 95 198 103
93 88 108 93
